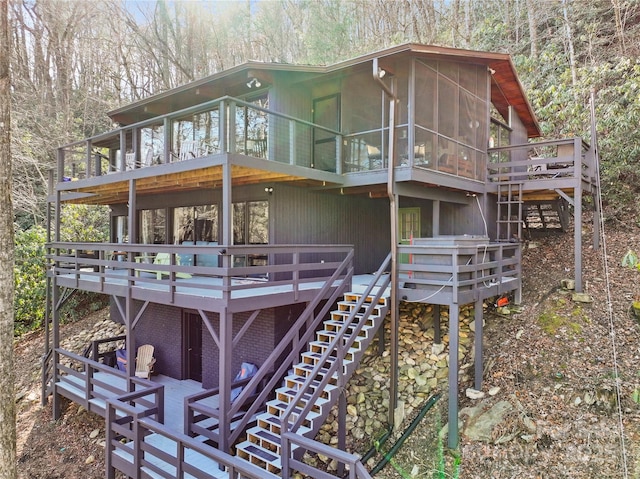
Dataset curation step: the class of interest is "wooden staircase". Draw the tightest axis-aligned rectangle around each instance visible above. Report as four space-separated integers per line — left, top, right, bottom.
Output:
235 290 390 476
523 200 569 233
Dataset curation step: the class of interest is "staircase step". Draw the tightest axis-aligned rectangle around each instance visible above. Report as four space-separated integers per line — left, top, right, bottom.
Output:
315 330 365 350
255 412 311 436
300 350 353 370
322 319 373 338
343 292 389 307
284 374 338 396
246 426 282 452
308 341 358 362
275 386 331 411
292 362 340 382
236 441 282 475
337 301 386 317
330 310 379 327
266 400 321 427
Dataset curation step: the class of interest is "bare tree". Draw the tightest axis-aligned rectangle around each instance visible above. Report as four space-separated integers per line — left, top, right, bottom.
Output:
562 0 578 92
525 0 539 58
0 0 17 478
611 0 627 55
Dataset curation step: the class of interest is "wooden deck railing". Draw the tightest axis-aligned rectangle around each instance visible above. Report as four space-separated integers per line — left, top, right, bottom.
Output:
47 242 353 306
487 137 595 186
282 432 372 479
106 397 270 479
55 95 344 183
55 348 163 419
397 241 521 304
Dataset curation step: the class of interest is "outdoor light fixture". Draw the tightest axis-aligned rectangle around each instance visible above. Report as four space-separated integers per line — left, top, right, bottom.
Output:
264 186 273 194
377 68 386 79
247 77 262 88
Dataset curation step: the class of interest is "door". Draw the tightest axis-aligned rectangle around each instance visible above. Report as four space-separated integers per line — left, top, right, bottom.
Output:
399 207 421 266
312 94 340 172
183 312 202 382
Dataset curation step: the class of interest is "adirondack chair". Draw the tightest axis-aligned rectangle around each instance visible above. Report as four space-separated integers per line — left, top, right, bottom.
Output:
125 152 137 170
134 252 192 279
135 344 156 379
175 140 203 162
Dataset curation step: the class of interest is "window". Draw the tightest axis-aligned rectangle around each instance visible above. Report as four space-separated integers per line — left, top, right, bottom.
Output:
173 205 218 244
235 94 268 158
414 59 489 180
233 200 269 269
233 201 268 245
112 215 128 243
139 209 166 244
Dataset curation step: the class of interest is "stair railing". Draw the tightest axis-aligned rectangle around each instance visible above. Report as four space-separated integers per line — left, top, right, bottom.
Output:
184 248 354 446
281 432 373 479
227 248 354 446
280 253 391 474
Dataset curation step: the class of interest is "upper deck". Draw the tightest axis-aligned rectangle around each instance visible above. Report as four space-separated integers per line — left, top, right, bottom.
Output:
53 93 498 207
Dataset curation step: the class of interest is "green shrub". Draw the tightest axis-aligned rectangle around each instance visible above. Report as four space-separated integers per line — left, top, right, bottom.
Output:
14 225 47 334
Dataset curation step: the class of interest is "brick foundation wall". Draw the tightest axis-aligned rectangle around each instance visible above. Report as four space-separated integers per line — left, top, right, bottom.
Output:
109 297 308 389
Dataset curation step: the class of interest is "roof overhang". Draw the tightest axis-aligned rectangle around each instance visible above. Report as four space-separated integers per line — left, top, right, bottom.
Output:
108 43 540 138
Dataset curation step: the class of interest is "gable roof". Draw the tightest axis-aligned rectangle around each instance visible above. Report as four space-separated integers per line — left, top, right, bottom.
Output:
108 43 540 138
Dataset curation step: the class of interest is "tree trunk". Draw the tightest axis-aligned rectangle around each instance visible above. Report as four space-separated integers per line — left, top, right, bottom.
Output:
525 0 539 58
0 1 17 478
562 0 578 92
611 0 626 55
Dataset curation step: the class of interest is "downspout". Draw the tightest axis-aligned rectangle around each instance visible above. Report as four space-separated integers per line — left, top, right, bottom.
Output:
373 58 400 428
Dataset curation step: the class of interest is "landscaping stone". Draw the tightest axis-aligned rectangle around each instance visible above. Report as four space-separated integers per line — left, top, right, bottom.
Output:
460 400 514 442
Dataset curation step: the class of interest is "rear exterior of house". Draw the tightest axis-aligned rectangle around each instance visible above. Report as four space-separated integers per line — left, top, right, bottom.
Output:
43 44 599 478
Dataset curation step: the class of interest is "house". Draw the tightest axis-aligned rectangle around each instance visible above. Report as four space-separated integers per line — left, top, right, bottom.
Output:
43 43 599 478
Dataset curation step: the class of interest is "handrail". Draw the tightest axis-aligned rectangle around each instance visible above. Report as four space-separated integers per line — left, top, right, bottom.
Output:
396 242 520 302
487 137 593 184
59 95 343 152
281 432 372 479
41 348 54 406
184 374 264 441
106 397 270 479
55 348 159 410
279 253 391 477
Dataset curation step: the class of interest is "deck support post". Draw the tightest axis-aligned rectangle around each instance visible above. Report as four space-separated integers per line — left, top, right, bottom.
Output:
447 303 460 449
218 309 233 455
432 200 440 236
52 187 62 420
376 321 385 356
592 191 601 250
574 194 582 292
52 283 61 420
125 295 134 388
433 304 441 344
126 179 137 389
337 387 346 477
473 299 484 390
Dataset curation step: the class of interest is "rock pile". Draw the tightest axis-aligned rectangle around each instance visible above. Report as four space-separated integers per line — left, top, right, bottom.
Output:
59 318 125 369
311 301 476 470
